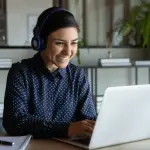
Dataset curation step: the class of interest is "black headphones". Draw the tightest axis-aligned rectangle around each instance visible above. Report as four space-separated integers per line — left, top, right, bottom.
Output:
31 7 66 51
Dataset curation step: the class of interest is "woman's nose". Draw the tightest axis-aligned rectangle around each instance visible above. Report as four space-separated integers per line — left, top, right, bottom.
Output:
63 45 72 56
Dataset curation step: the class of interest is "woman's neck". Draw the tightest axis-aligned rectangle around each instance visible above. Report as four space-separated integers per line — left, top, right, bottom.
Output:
40 51 58 72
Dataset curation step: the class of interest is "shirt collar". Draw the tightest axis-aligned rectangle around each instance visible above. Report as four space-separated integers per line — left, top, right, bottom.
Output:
58 68 67 77
33 52 67 78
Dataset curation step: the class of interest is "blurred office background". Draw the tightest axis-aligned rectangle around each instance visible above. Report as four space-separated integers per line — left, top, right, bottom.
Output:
0 0 150 116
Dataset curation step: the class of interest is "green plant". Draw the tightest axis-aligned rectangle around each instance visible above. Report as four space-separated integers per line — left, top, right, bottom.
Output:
76 40 84 64
116 0 150 48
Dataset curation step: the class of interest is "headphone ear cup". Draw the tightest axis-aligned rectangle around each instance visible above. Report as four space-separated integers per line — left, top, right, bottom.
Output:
31 37 46 51
31 37 40 51
39 38 46 50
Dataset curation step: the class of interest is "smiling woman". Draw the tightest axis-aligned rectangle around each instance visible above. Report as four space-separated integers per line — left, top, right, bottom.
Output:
3 7 96 138
41 27 78 71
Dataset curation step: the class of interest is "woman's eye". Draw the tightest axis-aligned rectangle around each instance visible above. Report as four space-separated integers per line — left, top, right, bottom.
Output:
55 42 64 45
71 42 78 45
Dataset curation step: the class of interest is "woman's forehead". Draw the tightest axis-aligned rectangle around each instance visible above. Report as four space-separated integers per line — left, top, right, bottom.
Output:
48 27 79 40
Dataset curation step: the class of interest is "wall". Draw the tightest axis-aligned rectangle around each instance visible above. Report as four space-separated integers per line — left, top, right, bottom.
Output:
6 0 143 46
0 48 149 103
7 0 53 45
0 49 36 103
69 0 143 45
0 0 149 104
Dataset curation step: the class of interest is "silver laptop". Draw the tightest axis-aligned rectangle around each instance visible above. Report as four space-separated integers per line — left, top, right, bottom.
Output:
54 84 150 149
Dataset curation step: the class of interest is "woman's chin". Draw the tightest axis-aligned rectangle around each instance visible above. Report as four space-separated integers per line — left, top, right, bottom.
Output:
57 62 69 68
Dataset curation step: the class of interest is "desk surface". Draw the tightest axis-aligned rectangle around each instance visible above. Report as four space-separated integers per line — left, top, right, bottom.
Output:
28 138 83 150
27 138 150 150
1 131 150 150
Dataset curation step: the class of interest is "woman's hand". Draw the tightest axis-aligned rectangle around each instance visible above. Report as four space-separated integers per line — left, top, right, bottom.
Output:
68 120 95 137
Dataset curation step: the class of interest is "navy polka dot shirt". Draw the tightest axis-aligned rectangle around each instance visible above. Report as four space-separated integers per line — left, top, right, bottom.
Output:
3 52 96 138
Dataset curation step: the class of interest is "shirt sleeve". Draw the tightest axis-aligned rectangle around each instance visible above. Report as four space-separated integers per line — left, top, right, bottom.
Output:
3 64 69 138
76 68 97 121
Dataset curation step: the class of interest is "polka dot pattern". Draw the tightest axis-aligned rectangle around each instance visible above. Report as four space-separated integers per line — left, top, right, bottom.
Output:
3 52 96 138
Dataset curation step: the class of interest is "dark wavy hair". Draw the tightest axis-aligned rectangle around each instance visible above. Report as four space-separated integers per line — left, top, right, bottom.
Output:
33 7 79 39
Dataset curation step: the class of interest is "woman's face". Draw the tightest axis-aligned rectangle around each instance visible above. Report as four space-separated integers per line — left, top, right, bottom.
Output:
42 27 78 70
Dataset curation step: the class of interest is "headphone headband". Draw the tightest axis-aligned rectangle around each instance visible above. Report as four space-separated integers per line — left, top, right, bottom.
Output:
31 7 69 51
37 8 66 37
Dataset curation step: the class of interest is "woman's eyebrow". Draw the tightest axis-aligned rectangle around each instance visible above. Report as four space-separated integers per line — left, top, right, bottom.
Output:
53 38 79 42
72 38 79 41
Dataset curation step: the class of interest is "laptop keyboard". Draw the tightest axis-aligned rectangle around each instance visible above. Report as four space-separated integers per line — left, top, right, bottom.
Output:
71 137 91 145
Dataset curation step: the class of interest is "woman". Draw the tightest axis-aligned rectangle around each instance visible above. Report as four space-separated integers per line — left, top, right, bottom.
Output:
3 7 96 138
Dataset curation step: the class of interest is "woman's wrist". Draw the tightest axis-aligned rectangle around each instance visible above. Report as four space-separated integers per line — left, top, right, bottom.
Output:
68 122 76 137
